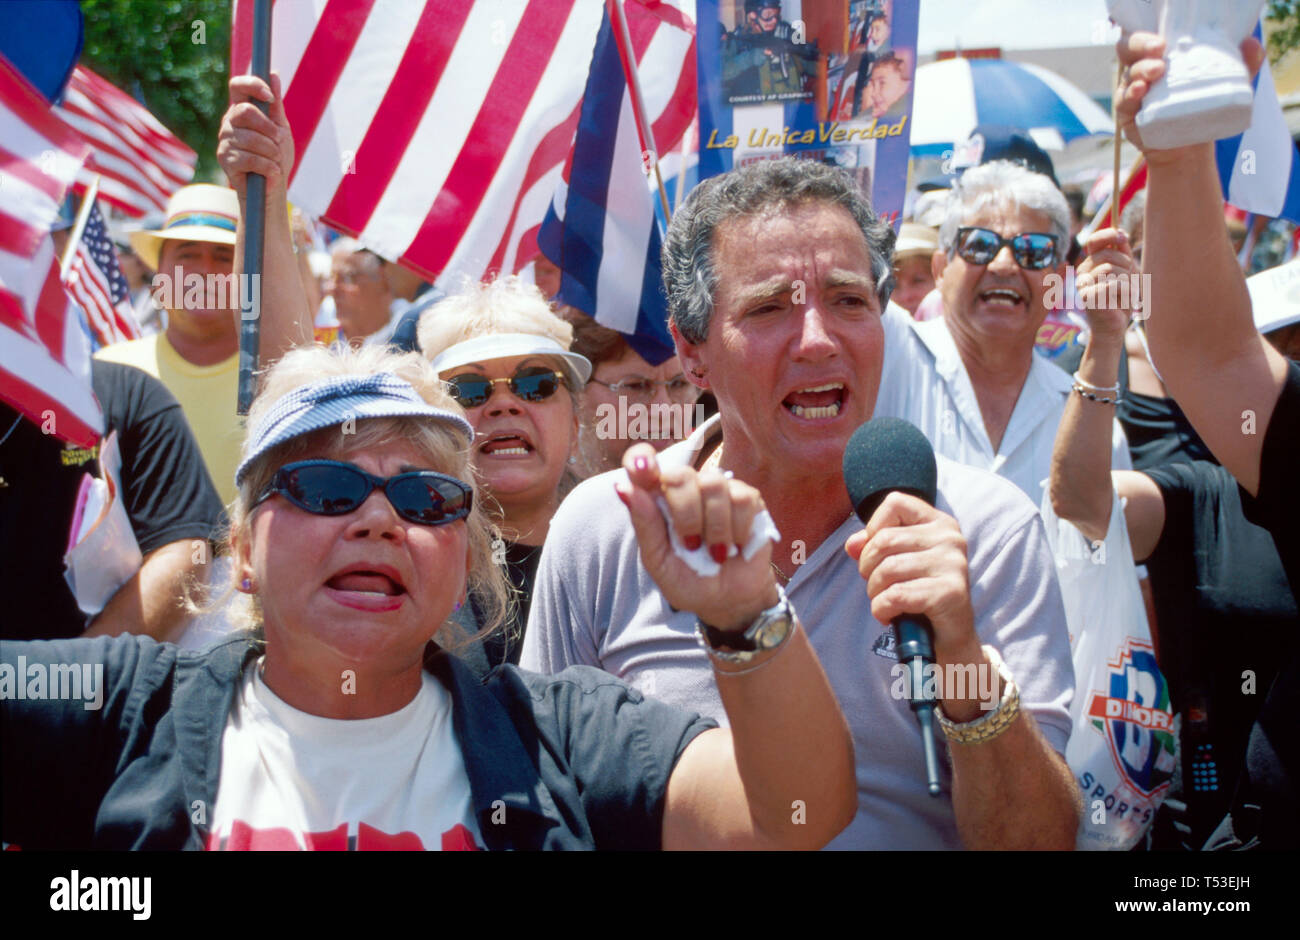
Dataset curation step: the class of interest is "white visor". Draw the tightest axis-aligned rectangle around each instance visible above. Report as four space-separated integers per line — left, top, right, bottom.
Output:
430 332 593 386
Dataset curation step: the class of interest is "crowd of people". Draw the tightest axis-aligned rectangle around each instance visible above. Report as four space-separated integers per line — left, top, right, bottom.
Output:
2 29 1297 852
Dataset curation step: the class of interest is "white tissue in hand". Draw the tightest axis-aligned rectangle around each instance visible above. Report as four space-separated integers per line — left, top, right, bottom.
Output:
654 495 781 577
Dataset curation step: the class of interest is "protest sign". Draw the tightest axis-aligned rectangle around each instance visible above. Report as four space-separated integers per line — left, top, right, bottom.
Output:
697 0 918 227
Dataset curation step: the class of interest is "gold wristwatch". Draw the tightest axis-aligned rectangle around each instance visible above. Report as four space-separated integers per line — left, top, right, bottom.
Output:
936 644 1021 745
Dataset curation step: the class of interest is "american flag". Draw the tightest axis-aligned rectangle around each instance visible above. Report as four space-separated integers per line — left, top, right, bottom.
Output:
53 66 197 219
230 0 695 289
0 53 101 448
61 200 141 348
538 0 695 365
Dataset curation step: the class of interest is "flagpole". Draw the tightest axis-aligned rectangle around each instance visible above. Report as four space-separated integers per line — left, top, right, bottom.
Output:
237 0 273 416
673 119 692 215
608 0 673 223
60 175 102 272
1112 60 1123 234
1085 155 1145 236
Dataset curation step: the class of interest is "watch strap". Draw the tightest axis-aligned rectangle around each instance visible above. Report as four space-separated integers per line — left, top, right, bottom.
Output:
695 584 794 665
936 644 1021 745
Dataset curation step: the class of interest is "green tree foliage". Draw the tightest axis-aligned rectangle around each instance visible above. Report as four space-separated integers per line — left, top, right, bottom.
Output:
1267 1 1300 63
80 0 232 183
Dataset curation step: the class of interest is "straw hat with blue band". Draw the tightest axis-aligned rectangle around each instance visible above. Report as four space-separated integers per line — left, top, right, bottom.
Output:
235 373 475 488
128 183 239 271
429 332 592 388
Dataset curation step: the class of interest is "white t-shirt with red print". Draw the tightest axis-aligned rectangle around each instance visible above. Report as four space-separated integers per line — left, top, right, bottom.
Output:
208 662 483 851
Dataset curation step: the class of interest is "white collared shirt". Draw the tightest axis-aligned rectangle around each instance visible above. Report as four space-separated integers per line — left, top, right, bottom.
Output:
875 305 1132 504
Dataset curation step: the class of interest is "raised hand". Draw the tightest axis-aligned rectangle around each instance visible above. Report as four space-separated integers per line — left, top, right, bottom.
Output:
844 491 983 717
615 443 779 632
218 73 295 200
1114 31 1265 155
1076 227 1141 336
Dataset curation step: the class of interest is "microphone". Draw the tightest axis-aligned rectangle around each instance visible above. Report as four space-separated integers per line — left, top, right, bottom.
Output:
843 417 943 797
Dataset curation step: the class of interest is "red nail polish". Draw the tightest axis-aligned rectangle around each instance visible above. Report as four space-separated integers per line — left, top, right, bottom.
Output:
709 543 727 563
684 535 703 551
614 485 630 507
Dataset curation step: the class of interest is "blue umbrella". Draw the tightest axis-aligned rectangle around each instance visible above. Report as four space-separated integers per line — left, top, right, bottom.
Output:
911 57 1112 157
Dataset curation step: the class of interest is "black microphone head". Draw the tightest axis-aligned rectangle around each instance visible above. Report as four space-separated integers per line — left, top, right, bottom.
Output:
842 417 938 522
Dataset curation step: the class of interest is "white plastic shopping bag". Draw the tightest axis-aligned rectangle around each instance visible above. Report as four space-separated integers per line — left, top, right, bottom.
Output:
63 430 142 616
1040 487 1178 850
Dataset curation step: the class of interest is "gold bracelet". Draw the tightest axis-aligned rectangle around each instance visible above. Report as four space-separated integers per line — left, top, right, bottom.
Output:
936 645 1020 745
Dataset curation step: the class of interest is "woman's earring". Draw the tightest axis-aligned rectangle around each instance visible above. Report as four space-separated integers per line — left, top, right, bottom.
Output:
567 455 578 465
240 578 254 592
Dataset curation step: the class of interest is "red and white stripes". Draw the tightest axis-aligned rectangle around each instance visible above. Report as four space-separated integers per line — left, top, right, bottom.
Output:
232 0 694 289
0 54 101 447
54 66 197 219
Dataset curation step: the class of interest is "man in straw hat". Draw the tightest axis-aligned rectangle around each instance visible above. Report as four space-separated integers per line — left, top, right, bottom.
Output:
99 86 314 505
890 222 938 317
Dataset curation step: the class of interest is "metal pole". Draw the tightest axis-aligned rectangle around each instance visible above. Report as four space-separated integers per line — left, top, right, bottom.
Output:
608 0 673 225
237 0 272 415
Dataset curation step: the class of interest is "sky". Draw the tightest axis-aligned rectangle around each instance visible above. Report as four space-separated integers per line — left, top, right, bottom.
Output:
917 0 1116 54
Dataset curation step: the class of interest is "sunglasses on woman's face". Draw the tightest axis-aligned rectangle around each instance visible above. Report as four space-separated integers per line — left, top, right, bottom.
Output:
254 459 473 526
444 365 567 408
953 227 1060 271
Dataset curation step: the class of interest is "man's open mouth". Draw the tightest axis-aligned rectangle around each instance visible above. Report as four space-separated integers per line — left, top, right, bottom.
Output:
783 382 845 420
978 287 1024 308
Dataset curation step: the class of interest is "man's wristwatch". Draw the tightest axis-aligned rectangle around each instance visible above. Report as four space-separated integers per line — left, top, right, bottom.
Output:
936 644 1021 745
695 584 796 665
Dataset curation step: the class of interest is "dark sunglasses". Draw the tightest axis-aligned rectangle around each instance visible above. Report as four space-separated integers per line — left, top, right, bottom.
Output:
954 227 1060 271
444 366 567 408
254 459 472 526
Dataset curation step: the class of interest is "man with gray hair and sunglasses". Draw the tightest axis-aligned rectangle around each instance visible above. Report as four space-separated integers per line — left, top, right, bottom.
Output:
523 157 1081 849
873 159 1134 506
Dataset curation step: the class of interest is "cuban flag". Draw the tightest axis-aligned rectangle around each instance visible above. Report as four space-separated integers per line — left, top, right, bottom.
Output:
537 1 695 366
1215 24 1300 223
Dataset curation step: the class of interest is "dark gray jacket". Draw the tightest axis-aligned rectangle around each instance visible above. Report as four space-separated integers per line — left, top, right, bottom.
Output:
0 634 713 850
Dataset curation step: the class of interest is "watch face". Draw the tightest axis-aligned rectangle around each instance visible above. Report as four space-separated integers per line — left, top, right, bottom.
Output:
756 615 790 649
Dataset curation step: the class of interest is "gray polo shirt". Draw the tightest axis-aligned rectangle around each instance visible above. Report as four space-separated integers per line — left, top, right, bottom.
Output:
523 414 1075 849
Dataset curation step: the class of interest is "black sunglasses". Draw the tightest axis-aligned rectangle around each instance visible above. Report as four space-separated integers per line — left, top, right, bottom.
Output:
254 459 473 526
954 227 1059 271
444 365 567 408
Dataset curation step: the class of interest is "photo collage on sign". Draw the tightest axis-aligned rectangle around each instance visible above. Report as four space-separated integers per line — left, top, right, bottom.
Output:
700 1 918 227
